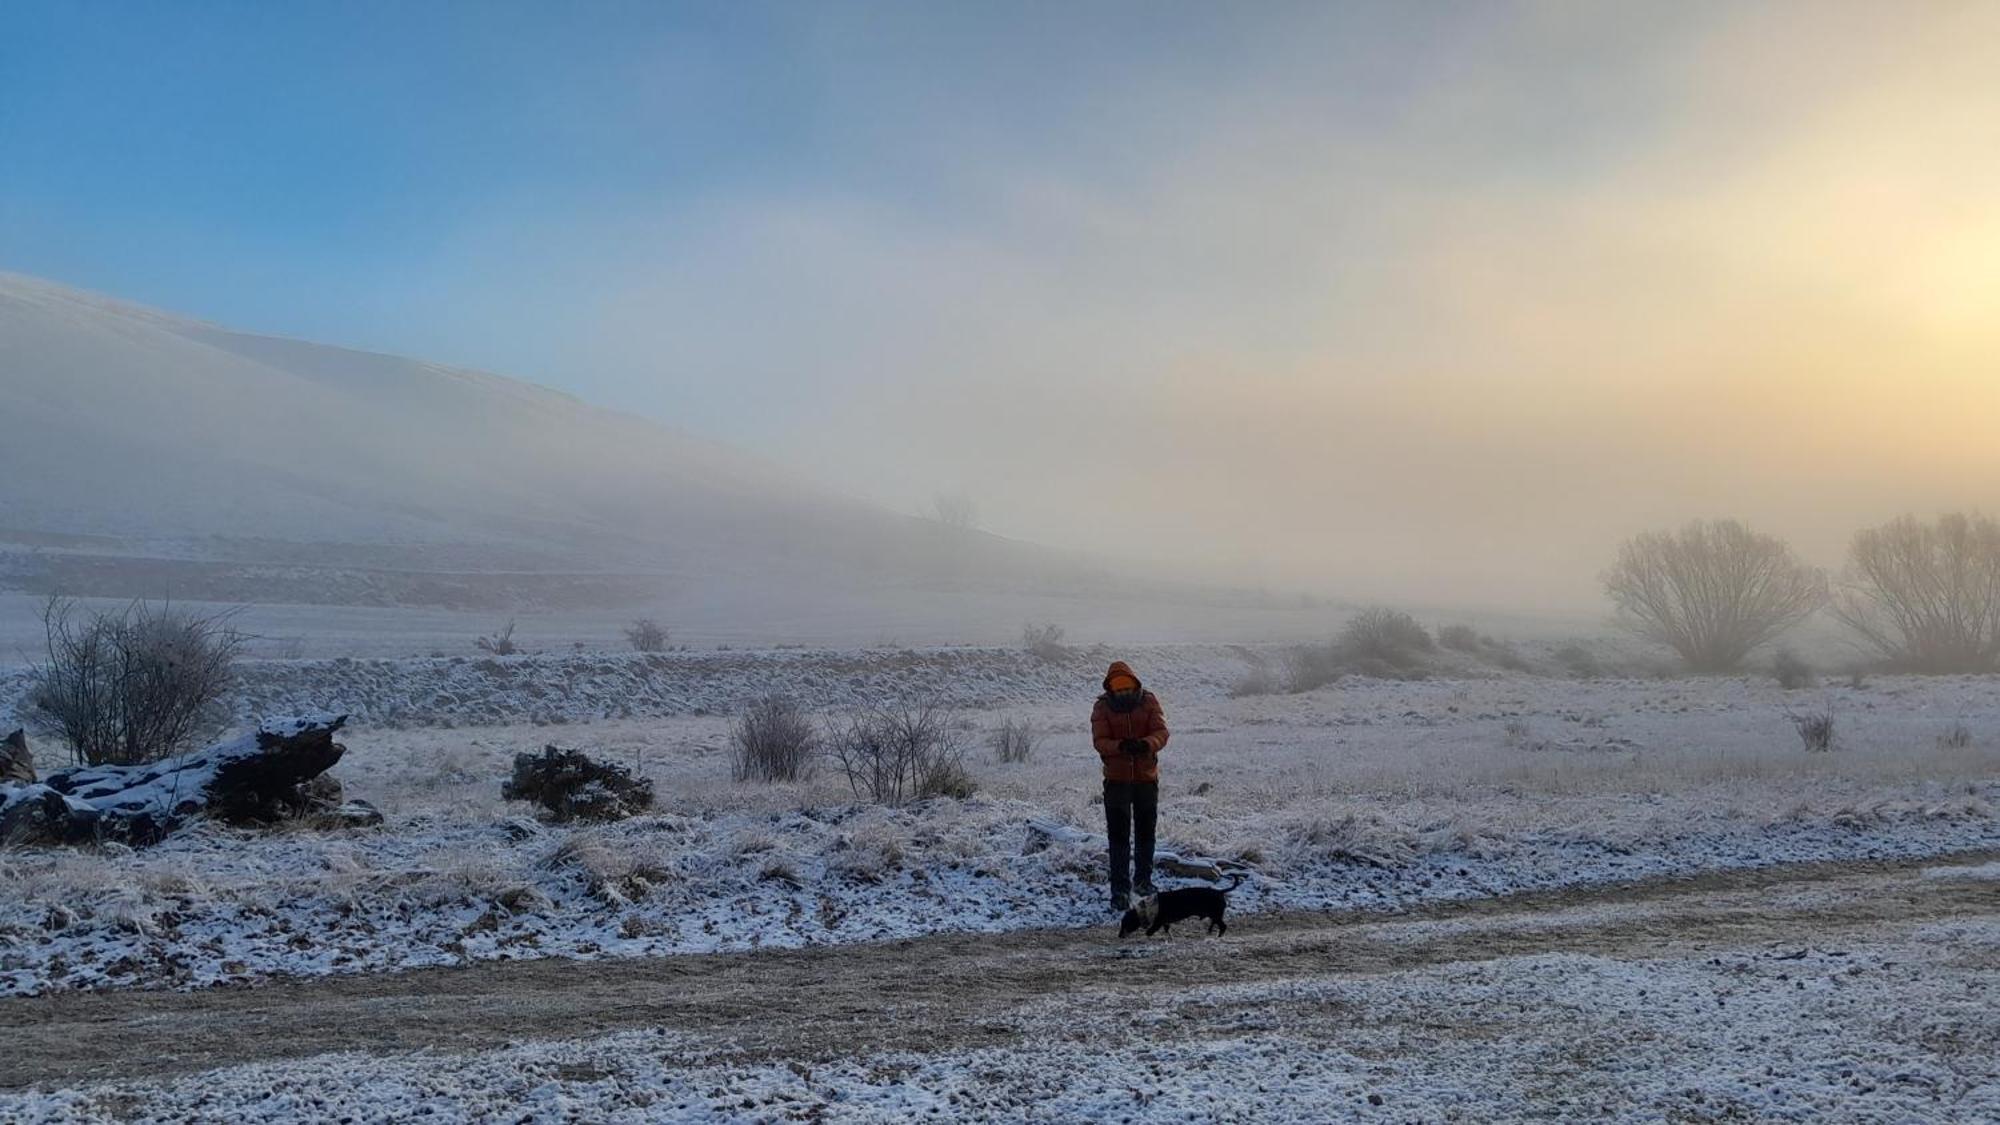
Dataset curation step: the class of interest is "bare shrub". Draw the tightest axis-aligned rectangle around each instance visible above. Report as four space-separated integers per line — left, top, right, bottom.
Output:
1282 609 1435 690
1553 643 1601 679
1229 662 1283 697
828 707 974 805
1938 724 1974 750
30 597 243 766
1436 624 1482 652
1604 519 1828 672
1021 622 1068 664
1836 513 2000 673
731 696 817 783
1771 647 1816 690
1790 705 1835 752
991 717 1041 763
623 618 669 653
503 746 655 822
1340 608 1434 665
1484 638 1532 672
931 491 978 530
1283 643 1345 692
476 620 519 656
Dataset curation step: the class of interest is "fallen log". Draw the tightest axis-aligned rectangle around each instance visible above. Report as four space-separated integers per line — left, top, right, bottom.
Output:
0 713 377 847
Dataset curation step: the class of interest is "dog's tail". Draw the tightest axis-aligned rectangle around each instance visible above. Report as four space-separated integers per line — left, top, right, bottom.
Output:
1218 872 1246 893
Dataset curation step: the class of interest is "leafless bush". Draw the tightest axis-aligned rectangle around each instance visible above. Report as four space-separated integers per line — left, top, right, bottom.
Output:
1022 622 1068 664
731 696 817 783
29 596 243 766
1771 647 1816 690
1229 662 1283 697
991 717 1041 763
622 618 669 653
1790 705 1835 752
828 707 974 805
1938 724 1974 750
1554 643 1601 679
1436 624 1481 652
1836 513 2000 673
1604 519 1828 672
1484 638 1532 672
1282 614 1436 691
1283 643 1346 692
476 620 519 655
931 491 978 530
1340 608 1435 665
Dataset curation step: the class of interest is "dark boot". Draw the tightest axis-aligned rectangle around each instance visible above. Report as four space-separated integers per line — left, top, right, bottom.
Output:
1132 781 1158 896
1103 781 1133 908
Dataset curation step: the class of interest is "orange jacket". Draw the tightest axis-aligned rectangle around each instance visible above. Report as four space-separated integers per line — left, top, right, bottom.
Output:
1092 690 1170 783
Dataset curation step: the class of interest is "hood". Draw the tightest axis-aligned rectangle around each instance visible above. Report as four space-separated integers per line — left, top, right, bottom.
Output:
1102 661 1142 693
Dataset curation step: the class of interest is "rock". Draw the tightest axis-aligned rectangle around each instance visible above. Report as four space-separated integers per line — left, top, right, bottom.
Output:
502 745 654 822
1022 819 1090 855
325 799 384 829
1 728 33 784
0 713 354 847
1155 853 1223 881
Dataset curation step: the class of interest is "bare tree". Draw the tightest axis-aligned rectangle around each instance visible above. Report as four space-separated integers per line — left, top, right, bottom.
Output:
1835 512 2000 672
1603 519 1827 672
30 596 243 766
623 618 669 653
930 491 978 531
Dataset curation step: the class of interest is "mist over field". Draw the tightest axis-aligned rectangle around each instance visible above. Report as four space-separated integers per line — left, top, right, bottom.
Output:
4 1 1997 633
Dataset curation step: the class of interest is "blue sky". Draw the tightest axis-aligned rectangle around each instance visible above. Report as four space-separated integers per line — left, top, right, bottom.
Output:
5 2 1994 605
1 1 1653 408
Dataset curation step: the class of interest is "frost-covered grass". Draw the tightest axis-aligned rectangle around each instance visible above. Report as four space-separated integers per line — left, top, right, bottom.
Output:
9 877 1997 1122
2 658 1998 996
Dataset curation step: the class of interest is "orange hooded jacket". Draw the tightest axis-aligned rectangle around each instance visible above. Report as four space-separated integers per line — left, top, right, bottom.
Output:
1091 661 1170 783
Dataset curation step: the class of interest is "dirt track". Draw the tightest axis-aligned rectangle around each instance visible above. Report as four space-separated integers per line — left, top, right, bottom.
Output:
6 850 1997 1091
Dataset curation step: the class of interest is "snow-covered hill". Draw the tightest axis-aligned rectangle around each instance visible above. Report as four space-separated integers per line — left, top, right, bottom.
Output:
0 272 1093 608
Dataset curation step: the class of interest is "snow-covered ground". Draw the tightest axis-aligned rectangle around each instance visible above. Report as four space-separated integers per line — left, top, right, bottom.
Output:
7 857 1995 1123
3 650 1997 998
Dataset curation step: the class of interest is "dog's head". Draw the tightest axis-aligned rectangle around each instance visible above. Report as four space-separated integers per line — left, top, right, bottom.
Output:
1116 894 1158 938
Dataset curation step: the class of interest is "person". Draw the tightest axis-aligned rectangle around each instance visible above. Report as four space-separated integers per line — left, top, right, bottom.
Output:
1091 660 1170 911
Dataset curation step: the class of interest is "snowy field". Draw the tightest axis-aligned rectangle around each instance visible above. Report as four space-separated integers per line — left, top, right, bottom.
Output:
3 646 1997 1001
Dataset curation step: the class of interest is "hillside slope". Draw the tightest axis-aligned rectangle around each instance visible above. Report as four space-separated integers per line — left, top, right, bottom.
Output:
0 272 1089 608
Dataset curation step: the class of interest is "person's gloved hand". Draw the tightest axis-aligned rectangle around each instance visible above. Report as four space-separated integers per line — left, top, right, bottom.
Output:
1120 738 1148 755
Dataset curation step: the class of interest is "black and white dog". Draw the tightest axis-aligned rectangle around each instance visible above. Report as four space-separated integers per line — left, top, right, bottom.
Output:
1118 873 1244 938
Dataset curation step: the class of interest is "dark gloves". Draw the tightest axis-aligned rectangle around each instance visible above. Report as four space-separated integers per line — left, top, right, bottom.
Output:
1119 738 1149 755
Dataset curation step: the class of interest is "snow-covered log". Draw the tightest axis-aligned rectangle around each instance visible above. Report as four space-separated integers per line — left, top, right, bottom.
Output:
0 714 376 847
